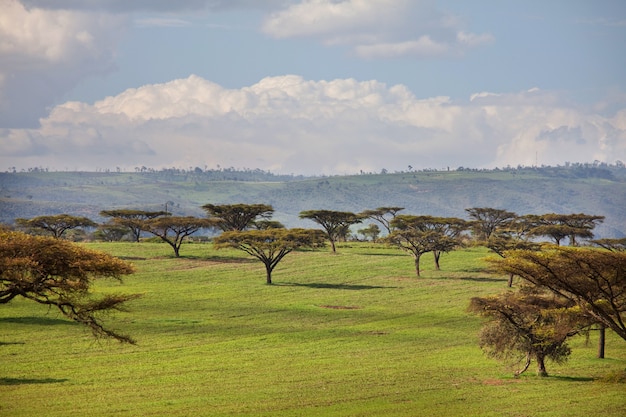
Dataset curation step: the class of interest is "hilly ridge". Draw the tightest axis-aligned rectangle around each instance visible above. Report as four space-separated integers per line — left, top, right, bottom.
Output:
1 165 625 238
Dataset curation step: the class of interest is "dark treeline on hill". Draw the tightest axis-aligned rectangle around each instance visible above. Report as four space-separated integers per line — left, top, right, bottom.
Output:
1 163 625 238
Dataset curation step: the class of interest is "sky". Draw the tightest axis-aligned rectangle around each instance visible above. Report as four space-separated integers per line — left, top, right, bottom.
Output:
1 0 625 175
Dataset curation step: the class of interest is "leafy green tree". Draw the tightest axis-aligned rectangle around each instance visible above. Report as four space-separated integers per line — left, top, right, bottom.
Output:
0 230 138 343
486 220 542 287
528 213 604 246
386 215 438 277
469 286 587 377
202 203 274 231
100 209 170 242
428 217 468 271
488 247 626 341
15 214 97 239
144 216 215 257
360 207 404 234
93 223 131 242
386 215 465 276
299 210 362 253
357 224 381 242
465 207 518 242
213 228 326 284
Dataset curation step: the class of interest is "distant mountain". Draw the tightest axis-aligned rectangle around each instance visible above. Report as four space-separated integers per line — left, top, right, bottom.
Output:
1 164 625 238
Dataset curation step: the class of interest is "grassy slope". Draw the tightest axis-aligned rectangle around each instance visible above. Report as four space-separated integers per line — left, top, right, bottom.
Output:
1 242 625 416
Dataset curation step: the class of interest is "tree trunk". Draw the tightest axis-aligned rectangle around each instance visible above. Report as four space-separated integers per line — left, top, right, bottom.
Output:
265 263 273 285
535 353 548 377
414 254 421 277
598 325 606 359
507 273 514 287
433 251 441 270
330 239 337 253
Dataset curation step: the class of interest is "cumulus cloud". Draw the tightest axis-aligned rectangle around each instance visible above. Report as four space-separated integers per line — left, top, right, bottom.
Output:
262 0 494 58
1 75 623 175
0 0 127 127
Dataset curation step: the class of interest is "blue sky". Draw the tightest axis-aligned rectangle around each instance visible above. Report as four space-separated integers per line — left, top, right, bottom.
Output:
1 0 625 175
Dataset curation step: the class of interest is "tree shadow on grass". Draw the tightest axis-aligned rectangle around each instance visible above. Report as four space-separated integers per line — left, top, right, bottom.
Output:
0 317 76 326
550 375 595 382
276 282 396 290
0 377 68 386
459 276 508 283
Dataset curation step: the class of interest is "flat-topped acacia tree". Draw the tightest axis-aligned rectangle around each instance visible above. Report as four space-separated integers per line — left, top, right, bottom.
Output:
143 216 216 257
0 230 138 343
214 228 326 284
15 214 97 239
100 209 170 242
202 203 274 231
299 210 362 253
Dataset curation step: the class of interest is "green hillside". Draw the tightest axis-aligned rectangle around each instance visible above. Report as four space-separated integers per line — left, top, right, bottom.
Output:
1 164 625 237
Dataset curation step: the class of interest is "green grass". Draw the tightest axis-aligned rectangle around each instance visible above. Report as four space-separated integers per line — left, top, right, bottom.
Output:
1 243 625 416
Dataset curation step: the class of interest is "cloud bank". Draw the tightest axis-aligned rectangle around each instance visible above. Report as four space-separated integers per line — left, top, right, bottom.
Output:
261 0 494 58
2 75 624 175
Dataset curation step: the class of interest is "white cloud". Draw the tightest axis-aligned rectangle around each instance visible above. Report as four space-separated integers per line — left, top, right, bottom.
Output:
1 75 624 175
262 0 494 58
0 0 127 127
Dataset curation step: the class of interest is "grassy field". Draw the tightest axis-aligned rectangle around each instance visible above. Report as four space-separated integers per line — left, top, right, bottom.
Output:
1 242 625 416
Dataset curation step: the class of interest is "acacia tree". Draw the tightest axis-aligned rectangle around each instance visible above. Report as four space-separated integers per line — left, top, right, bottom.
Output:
357 224 381 242
386 215 465 276
100 209 170 242
465 207 518 242
386 215 438 277
0 230 138 343
143 216 216 257
469 286 587 377
299 210 362 252
15 214 97 239
360 207 404 234
429 217 468 270
213 228 326 284
489 247 626 341
486 218 542 287
591 238 626 252
528 213 604 246
202 203 274 231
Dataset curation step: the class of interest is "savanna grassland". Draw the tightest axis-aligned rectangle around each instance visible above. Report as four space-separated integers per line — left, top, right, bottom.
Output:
1 242 625 416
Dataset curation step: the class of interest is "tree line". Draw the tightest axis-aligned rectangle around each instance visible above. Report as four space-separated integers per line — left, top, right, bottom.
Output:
2 204 625 378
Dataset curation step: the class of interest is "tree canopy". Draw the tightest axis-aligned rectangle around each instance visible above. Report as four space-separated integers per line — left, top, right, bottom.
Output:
488 247 626 341
465 207 518 242
469 286 587 377
100 209 170 242
214 228 326 284
202 203 274 231
299 210 362 252
360 207 404 234
0 230 138 343
15 214 97 239
144 216 216 257
387 215 466 276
